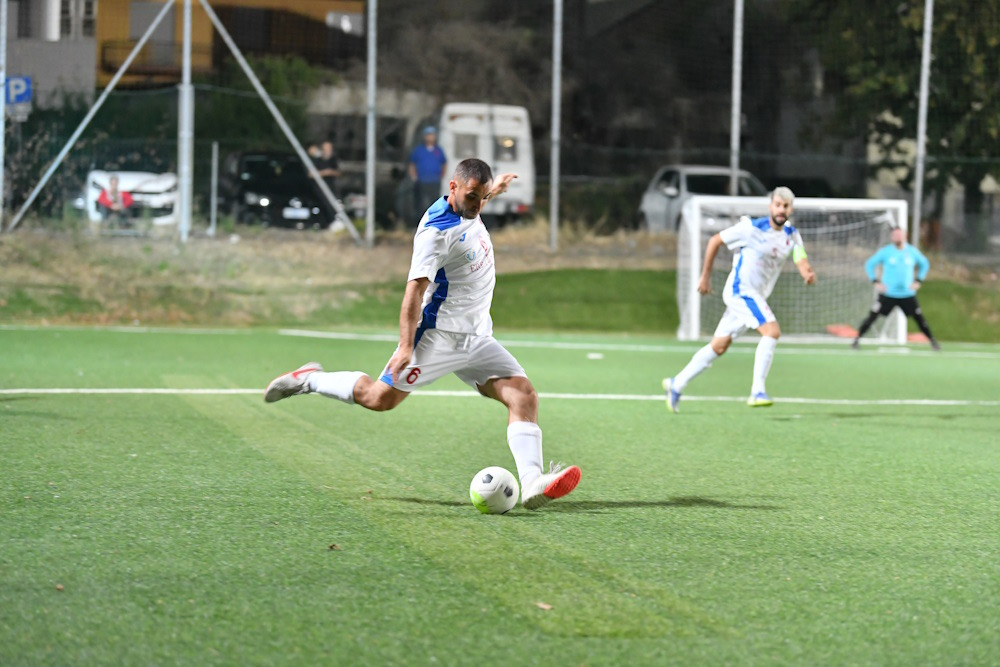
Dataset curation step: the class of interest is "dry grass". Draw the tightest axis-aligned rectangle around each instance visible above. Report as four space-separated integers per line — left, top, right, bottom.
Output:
0 221 676 326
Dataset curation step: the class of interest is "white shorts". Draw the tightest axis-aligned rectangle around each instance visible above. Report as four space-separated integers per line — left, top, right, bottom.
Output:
713 292 776 339
378 328 526 392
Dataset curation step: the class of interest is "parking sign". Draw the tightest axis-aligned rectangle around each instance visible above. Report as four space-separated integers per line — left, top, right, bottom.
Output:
6 76 33 105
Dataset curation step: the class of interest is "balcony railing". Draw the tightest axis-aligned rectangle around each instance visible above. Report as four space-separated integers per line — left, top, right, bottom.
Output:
100 40 213 76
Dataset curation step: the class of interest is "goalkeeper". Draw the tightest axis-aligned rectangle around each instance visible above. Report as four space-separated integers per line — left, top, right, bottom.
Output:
663 187 816 411
851 226 940 350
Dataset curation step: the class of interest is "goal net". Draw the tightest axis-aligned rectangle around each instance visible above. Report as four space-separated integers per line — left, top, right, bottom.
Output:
677 195 908 343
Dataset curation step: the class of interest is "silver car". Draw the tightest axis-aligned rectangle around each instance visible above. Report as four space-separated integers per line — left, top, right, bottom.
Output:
637 164 768 232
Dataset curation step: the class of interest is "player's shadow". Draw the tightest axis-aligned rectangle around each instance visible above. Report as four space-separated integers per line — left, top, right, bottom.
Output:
386 495 781 513
539 496 781 513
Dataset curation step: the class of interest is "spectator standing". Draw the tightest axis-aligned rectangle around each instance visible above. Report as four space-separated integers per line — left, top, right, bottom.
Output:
408 125 448 222
314 140 341 193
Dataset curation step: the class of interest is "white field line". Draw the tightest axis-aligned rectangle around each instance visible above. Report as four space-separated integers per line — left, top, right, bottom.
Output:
277 328 1000 359
1 387 998 407
2 325 997 358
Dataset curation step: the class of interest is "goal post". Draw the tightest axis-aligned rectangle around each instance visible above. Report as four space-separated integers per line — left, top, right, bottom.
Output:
677 195 909 344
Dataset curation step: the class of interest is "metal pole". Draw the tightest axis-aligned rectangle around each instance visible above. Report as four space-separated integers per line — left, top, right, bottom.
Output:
208 140 218 237
728 0 744 196
364 0 376 247
911 0 934 247
549 0 563 251
198 0 362 243
7 0 177 232
178 0 194 242
1 0 9 226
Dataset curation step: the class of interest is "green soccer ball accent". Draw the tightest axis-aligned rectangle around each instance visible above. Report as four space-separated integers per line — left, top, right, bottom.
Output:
469 466 519 514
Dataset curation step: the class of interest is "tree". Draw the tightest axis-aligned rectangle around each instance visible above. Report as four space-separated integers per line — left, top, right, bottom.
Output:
796 0 1000 249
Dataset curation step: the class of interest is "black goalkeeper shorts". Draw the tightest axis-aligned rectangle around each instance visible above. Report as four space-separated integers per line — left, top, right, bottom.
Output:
869 294 923 318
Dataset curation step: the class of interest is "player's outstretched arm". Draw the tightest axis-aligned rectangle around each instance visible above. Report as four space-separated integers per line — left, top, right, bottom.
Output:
697 233 725 294
796 258 817 285
386 277 430 384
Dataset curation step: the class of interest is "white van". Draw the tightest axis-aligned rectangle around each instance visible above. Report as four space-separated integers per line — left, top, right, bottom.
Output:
435 103 535 219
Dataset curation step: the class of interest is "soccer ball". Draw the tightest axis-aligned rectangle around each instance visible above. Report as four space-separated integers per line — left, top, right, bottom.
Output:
469 466 519 514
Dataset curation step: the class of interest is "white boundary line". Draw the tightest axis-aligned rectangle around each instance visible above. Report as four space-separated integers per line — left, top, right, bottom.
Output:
2 387 998 407
2 325 998 358
277 328 1000 359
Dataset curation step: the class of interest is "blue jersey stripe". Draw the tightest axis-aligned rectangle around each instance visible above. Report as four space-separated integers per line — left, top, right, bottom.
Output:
732 253 744 294
742 295 767 325
413 268 449 348
379 267 450 388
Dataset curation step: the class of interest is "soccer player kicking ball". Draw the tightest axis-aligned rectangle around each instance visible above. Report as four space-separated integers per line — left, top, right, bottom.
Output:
264 158 580 510
663 187 816 412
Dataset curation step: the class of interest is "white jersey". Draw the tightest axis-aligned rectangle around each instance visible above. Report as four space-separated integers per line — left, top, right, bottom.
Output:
719 216 806 299
407 196 496 339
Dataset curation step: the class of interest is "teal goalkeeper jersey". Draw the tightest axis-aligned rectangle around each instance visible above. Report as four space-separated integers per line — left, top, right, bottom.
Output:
864 243 929 298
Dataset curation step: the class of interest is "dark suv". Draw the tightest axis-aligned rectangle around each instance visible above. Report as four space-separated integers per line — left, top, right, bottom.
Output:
220 152 329 229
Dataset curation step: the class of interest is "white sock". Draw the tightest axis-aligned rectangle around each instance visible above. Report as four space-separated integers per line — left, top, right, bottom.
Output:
751 336 778 395
673 344 719 392
309 371 365 404
507 421 543 487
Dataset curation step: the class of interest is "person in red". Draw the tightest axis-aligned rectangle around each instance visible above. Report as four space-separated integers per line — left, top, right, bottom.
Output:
97 175 134 225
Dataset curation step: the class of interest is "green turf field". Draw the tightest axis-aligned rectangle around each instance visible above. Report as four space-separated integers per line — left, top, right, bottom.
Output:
3 326 999 665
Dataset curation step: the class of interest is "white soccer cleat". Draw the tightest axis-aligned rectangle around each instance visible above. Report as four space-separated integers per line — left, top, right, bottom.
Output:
264 362 323 403
663 377 681 413
521 462 581 510
747 392 774 408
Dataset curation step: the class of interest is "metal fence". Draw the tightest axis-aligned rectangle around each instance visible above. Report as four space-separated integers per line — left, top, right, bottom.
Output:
4 0 1000 253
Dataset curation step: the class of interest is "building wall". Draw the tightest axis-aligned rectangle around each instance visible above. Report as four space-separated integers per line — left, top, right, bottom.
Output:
6 0 97 108
96 0 363 88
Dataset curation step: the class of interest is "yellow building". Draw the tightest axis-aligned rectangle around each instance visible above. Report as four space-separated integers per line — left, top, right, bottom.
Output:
96 0 365 88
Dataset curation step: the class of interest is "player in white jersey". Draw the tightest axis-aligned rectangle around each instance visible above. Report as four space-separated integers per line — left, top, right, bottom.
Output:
263 158 580 510
663 187 816 410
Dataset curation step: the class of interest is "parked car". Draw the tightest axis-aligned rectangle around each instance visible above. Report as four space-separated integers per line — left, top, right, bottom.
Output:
83 170 177 226
637 164 768 232
219 152 328 229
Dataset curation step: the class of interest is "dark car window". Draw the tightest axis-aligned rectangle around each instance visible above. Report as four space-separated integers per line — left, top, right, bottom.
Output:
240 156 308 184
657 170 679 190
685 174 730 195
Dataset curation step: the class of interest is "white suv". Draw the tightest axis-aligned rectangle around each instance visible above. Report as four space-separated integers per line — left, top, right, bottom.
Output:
637 164 768 232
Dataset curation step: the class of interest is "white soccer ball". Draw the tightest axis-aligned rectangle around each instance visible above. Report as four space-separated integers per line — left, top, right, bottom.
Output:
469 466 519 514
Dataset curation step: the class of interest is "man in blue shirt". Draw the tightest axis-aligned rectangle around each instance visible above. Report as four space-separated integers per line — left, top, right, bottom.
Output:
408 126 448 224
852 226 940 350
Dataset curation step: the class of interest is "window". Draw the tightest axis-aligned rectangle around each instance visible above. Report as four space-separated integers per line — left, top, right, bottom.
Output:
15 0 32 38
82 0 97 37
494 135 518 162
60 0 74 38
60 0 96 39
454 134 478 160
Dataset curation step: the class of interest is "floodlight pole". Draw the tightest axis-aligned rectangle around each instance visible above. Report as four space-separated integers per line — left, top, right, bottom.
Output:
549 0 563 251
728 0 744 196
178 0 194 242
198 0 362 243
1 0 9 226
911 0 934 247
6 0 177 233
364 0 376 247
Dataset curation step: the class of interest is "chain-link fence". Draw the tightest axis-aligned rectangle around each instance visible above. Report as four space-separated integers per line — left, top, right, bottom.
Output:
5 0 1000 253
